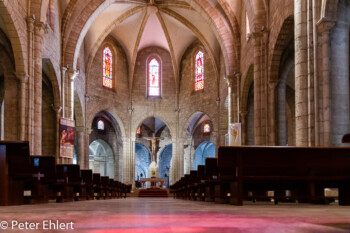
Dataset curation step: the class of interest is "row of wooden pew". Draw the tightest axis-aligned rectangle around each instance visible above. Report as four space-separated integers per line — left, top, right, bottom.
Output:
171 146 350 205
0 141 131 206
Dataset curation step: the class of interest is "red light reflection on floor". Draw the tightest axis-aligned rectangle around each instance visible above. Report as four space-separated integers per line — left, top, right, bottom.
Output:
86 227 205 233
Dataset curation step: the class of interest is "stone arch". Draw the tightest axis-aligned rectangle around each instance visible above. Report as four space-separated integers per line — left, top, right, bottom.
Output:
134 142 151 180
90 110 124 180
0 0 27 75
0 36 18 140
87 106 126 138
193 141 215 170
42 58 60 109
241 64 254 112
158 143 172 187
269 16 294 83
89 139 115 179
133 114 174 139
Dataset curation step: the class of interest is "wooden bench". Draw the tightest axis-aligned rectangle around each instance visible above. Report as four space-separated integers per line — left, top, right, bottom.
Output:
81 169 94 200
203 158 219 202
53 164 84 202
93 173 102 199
24 156 56 204
217 146 350 205
0 141 31 205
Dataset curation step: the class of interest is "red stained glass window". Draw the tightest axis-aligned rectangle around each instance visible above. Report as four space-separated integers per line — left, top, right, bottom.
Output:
103 47 112 88
137 127 141 135
148 59 160 96
203 123 210 133
195 51 204 91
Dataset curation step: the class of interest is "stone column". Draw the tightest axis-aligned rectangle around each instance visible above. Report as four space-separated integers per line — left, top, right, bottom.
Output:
76 126 85 168
268 80 278 145
61 67 67 118
33 22 47 155
84 127 93 169
26 16 35 154
16 72 28 141
54 106 62 164
252 32 268 145
239 111 247 145
295 0 309 146
225 74 236 125
317 19 335 146
67 70 79 120
177 137 185 176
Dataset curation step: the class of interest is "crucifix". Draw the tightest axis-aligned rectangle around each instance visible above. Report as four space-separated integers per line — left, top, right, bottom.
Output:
32 172 45 181
144 134 163 162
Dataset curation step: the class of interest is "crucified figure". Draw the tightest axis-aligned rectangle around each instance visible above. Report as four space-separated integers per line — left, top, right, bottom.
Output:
144 136 163 162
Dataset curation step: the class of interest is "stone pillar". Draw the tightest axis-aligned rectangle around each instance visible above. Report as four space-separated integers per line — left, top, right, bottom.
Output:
54 106 62 164
177 138 185 176
239 111 247 145
84 127 93 169
76 126 85 168
225 74 236 125
317 19 336 146
122 137 134 186
61 67 67 118
269 80 278 145
33 22 47 155
295 0 309 146
67 70 78 120
252 31 268 145
26 16 35 154
16 72 28 141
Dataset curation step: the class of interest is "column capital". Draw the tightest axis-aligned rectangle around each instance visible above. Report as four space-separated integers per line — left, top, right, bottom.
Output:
68 70 79 81
269 79 279 90
15 71 29 83
224 74 235 88
239 111 248 118
316 17 336 34
85 127 93 134
75 126 85 132
34 21 48 36
26 16 35 32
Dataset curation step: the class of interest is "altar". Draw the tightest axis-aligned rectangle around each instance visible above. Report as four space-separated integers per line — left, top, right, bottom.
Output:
140 178 166 188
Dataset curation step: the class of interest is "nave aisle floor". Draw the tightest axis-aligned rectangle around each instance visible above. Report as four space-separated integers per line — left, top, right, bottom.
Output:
0 198 350 233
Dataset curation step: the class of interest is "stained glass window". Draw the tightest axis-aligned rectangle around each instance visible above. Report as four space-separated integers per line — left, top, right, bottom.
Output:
203 123 210 133
195 51 204 91
97 120 104 130
103 47 113 88
148 58 160 96
137 127 141 135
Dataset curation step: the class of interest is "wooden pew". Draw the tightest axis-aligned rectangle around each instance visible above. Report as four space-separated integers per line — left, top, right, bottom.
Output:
81 169 94 200
53 164 84 202
93 173 102 199
217 146 350 205
100 176 111 199
0 141 31 205
24 156 56 204
203 158 219 202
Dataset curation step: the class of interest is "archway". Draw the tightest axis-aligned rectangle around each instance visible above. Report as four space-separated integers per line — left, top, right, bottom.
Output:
89 139 114 179
90 110 123 180
193 141 215 170
134 142 151 180
183 111 215 173
135 117 172 183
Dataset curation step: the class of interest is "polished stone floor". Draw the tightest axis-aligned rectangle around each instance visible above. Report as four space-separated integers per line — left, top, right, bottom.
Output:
0 198 350 233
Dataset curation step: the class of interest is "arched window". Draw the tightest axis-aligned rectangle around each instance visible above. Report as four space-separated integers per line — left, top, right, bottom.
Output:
103 47 113 88
203 123 210 133
148 58 160 97
97 120 104 130
195 51 204 91
137 127 141 135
